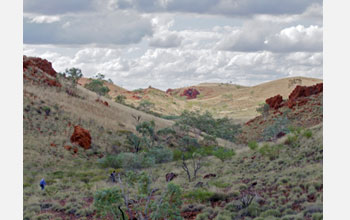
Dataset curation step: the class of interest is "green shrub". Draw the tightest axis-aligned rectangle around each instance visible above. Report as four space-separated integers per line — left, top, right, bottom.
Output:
312 213 323 220
260 209 282 218
176 110 241 142
248 141 258 151
94 187 123 219
98 152 155 169
147 147 173 163
213 148 235 161
84 79 110 96
262 113 290 141
184 189 215 203
303 129 313 138
115 95 126 104
258 144 282 160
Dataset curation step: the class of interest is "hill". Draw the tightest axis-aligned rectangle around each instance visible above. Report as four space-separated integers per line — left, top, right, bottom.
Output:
23 56 322 220
78 76 322 123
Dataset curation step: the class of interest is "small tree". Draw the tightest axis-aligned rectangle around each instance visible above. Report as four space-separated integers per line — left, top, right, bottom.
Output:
136 121 156 148
64 67 83 86
127 133 142 153
181 152 203 182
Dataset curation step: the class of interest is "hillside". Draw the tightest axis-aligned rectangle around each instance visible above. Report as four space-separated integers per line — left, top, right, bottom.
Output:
78 76 322 123
23 56 322 220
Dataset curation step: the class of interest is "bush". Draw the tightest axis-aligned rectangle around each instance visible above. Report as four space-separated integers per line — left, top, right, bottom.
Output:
262 113 290 141
84 79 110 96
258 144 282 160
260 209 282 218
147 147 173 163
184 189 214 203
212 148 235 161
98 152 155 169
248 141 258 151
115 95 126 104
176 110 241 142
303 129 313 138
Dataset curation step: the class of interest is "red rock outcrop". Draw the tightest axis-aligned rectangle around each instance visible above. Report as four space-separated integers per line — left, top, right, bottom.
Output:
265 95 283 110
70 126 92 150
287 83 323 108
23 56 62 87
181 88 200 99
23 56 57 77
95 99 109 107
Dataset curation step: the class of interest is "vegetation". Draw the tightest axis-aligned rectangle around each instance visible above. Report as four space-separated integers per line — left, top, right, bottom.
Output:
176 110 241 142
115 95 126 104
84 78 110 96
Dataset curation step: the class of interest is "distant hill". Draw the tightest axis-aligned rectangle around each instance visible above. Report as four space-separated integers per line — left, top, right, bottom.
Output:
78 76 322 122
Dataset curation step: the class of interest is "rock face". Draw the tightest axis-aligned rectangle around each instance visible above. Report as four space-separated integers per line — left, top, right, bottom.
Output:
70 126 92 150
165 172 178 182
23 56 57 77
265 95 283 110
181 88 200 99
23 56 62 87
287 83 323 108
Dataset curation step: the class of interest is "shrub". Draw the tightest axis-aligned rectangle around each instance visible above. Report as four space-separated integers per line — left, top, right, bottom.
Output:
258 144 282 160
98 152 155 169
260 209 282 218
248 141 258 151
262 113 290 141
303 129 313 138
84 79 110 96
312 213 323 220
184 189 215 203
147 147 173 163
176 110 241 142
115 95 126 104
94 187 124 219
212 148 235 161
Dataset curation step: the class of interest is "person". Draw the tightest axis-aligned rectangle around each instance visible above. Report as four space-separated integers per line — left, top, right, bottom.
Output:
39 178 46 190
110 170 116 183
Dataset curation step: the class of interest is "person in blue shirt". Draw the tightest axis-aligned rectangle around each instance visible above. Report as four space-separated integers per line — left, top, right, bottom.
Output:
40 178 46 190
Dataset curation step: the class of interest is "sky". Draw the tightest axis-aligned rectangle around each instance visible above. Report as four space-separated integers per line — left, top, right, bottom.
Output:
23 0 323 91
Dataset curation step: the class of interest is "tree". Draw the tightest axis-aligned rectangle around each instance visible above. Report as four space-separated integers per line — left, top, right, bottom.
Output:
115 95 126 104
95 73 105 80
64 67 83 86
136 121 156 148
256 103 270 119
84 79 110 96
127 133 142 153
181 152 203 182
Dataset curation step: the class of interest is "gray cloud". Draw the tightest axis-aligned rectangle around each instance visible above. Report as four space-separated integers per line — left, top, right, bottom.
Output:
24 12 153 45
149 33 183 48
115 0 322 16
24 0 96 15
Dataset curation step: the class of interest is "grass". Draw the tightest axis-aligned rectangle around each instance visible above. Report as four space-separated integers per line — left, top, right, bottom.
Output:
23 74 323 219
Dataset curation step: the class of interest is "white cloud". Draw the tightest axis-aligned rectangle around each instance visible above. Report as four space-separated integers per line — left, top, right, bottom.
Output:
28 15 61 23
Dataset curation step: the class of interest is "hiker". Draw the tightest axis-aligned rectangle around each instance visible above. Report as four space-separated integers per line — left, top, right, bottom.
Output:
110 170 116 183
39 178 46 190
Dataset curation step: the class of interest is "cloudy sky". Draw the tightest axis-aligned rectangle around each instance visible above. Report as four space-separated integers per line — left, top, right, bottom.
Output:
23 0 323 90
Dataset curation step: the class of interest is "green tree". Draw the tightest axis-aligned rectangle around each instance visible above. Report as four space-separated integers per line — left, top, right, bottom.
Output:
136 121 156 148
64 67 83 86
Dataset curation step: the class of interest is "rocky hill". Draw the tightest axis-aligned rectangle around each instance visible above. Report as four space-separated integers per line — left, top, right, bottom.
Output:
23 56 323 220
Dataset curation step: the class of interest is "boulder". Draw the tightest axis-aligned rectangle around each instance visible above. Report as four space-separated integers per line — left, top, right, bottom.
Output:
70 125 92 150
165 172 178 182
203 173 217 179
181 88 200 99
287 83 323 108
265 94 283 110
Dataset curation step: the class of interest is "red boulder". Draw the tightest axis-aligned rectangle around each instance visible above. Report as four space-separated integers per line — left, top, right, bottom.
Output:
181 88 200 99
70 126 92 150
265 95 283 110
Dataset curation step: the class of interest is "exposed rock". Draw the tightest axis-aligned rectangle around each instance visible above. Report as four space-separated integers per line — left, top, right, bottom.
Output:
165 172 178 182
265 94 283 110
181 88 200 99
287 83 323 108
203 173 217 179
166 88 174 94
70 125 92 150
23 56 57 77
95 99 109 107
